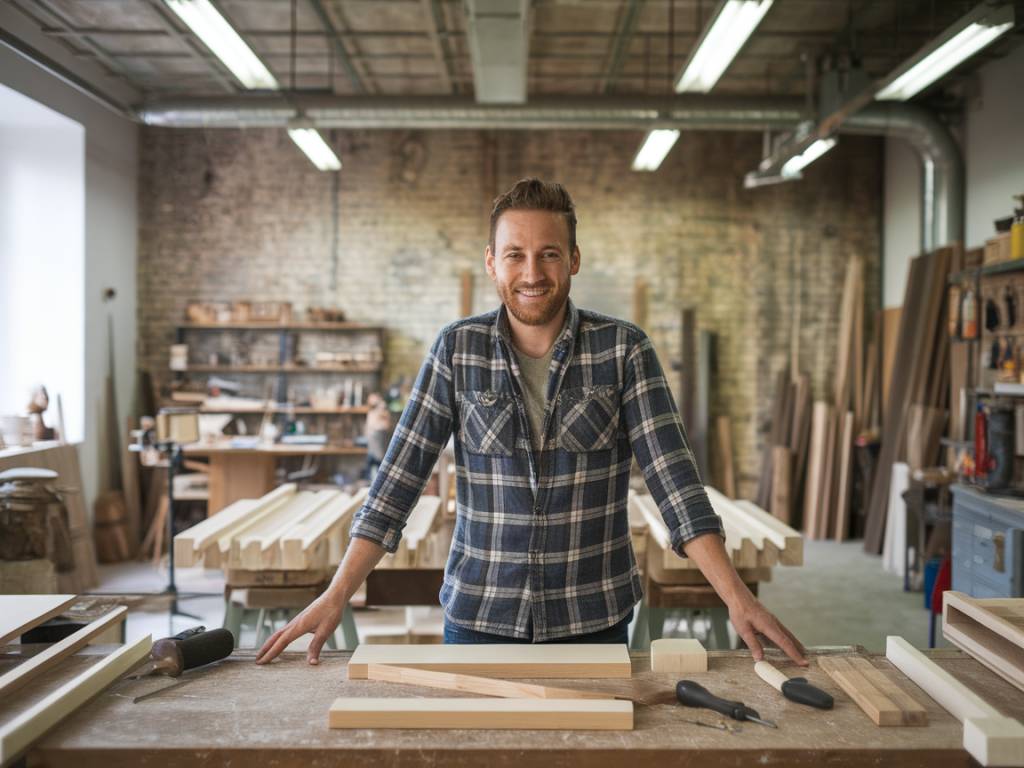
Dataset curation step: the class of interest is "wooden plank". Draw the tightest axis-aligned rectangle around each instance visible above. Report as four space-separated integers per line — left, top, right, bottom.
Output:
633 278 647 330
237 491 333 569
818 656 927 726
328 697 634 730
346 644 633 680
715 415 736 499
770 446 792 524
834 411 855 541
460 269 473 317
0 606 127 699
281 489 366 570
802 402 829 539
942 592 1024 693
0 634 153 765
726 496 803 566
887 635 1024 766
817 409 839 541
364 664 621 700
0 595 77 646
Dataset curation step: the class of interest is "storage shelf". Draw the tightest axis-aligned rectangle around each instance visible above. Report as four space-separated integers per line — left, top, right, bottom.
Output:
174 364 381 374
178 322 382 332
948 259 1024 284
196 405 372 415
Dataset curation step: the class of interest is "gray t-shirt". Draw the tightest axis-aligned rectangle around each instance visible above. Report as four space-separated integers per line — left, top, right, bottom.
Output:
512 345 554 450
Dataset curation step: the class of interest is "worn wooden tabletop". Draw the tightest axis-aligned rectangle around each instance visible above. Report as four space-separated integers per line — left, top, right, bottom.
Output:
3 646 1023 767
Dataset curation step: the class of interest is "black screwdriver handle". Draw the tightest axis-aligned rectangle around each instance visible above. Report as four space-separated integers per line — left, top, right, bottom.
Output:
781 678 834 710
676 680 760 722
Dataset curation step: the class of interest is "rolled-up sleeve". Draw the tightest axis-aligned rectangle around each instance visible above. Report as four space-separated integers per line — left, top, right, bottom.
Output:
621 332 724 555
349 329 455 553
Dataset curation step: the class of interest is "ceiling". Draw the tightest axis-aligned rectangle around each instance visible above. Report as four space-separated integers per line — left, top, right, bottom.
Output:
7 0 1021 104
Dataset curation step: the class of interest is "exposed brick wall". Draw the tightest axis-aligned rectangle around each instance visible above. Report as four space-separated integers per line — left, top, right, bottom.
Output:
138 127 882 497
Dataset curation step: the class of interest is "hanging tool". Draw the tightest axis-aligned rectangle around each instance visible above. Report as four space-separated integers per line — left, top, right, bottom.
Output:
676 680 778 728
129 626 234 680
754 660 834 709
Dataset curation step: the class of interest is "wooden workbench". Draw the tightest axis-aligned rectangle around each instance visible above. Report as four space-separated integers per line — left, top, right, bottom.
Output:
4 647 1023 767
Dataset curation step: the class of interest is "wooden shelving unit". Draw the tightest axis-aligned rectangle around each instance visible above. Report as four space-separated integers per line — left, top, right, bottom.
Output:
177 364 381 374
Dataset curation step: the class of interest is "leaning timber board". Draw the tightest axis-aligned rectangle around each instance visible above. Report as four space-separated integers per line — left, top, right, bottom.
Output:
0 595 77 646
328 697 634 730
818 655 927 726
347 644 632 679
943 592 1024 693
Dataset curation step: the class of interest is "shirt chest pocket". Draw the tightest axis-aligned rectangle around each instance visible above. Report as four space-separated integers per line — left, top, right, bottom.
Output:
557 385 621 452
457 390 517 456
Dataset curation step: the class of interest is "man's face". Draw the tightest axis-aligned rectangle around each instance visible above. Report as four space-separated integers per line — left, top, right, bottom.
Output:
485 209 581 327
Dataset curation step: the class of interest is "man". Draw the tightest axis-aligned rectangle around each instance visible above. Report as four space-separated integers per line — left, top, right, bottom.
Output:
257 178 806 664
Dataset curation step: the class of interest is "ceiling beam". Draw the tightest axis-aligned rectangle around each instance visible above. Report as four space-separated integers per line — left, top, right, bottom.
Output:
306 0 368 94
600 0 646 94
420 0 454 94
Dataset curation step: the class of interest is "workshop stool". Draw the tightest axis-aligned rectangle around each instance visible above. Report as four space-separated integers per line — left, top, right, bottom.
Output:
629 581 759 651
223 585 359 651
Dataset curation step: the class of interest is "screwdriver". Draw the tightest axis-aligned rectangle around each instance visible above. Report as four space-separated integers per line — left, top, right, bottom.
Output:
676 680 778 728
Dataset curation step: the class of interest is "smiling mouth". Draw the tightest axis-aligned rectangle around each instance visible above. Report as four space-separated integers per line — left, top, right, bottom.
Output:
515 287 550 297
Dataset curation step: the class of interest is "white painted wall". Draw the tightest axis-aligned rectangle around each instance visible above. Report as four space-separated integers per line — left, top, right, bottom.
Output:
882 43 1024 306
883 137 922 307
0 46 138 515
0 85 85 443
964 43 1024 247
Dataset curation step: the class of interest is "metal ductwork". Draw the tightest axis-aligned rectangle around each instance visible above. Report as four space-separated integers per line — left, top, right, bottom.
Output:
842 102 964 250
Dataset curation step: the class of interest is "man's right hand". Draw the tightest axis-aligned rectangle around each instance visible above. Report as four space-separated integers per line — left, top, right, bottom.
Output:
255 591 344 665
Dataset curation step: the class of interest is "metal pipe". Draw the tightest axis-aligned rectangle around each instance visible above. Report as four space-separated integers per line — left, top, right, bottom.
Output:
842 101 964 249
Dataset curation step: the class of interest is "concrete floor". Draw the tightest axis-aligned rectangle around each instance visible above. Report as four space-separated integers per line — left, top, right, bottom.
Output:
96 539 944 653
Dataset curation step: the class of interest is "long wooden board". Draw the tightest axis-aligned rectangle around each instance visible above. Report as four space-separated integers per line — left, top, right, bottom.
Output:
347 644 633 680
887 635 1024 766
0 634 153 765
281 489 364 570
0 606 127 698
942 592 1024 693
328 697 634 730
818 655 927 726
365 664 622 700
0 595 77 646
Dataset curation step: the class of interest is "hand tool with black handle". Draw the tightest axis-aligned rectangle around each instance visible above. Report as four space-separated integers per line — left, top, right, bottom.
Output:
755 660 834 709
676 680 778 728
130 626 234 679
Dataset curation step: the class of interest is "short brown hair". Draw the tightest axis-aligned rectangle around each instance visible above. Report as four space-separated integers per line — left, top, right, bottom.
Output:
489 178 577 254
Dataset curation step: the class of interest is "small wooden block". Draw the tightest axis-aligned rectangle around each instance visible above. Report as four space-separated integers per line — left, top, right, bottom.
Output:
328 697 634 730
650 639 707 674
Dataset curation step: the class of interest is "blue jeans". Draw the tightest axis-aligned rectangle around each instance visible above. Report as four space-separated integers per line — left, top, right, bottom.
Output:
444 609 633 644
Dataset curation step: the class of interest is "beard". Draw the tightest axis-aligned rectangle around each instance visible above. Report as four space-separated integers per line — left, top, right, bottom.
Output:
497 277 571 327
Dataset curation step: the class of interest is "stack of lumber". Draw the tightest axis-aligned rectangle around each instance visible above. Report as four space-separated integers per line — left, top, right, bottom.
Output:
754 368 811 525
628 488 803 580
801 257 879 542
375 495 448 569
173 484 367 572
0 443 98 591
864 245 960 554
942 591 1024 693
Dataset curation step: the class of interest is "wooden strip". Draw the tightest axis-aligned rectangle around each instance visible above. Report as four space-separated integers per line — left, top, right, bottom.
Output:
887 635 1024 766
365 664 621 700
281 489 366 570
834 411 855 541
0 595 77 646
770 446 792 524
818 656 925 726
723 495 803 566
237 491 332 569
0 634 153 765
329 697 634 730
942 592 1024 693
347 644 632 680
842 657 928 725
0 607 127 699
803 402 829 539
715 415 736 499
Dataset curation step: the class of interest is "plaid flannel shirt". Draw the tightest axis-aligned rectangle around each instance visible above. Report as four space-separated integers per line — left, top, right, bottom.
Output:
349 299 724 641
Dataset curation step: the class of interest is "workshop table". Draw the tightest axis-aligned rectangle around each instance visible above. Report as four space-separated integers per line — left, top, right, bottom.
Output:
5 647 1023 767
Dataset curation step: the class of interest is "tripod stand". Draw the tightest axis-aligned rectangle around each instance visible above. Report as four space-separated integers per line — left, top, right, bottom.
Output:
156 439 203 622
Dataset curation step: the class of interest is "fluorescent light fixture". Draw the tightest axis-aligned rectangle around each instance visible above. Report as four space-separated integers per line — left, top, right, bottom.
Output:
675 0 774 93
780 138 836 178
876 3 1014 101
288 124 342 171
631 129 680 171
164 0 278 89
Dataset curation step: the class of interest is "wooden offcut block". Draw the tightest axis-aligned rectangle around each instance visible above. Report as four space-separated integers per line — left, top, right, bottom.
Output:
347 643 632 679
328 697 634 730
650 638 707 674
818 655 927 726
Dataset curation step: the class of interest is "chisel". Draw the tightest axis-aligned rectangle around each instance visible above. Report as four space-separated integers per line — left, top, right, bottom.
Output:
754 660 834 709
129 626 234 679
676 680 778 728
